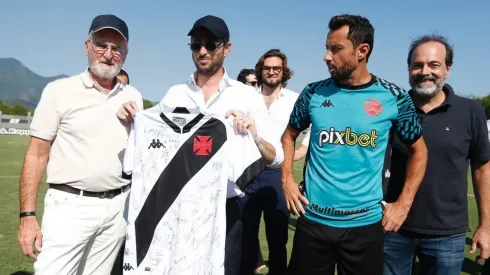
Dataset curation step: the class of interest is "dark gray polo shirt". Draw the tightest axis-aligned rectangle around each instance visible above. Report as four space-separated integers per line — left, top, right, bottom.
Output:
385 84 490 235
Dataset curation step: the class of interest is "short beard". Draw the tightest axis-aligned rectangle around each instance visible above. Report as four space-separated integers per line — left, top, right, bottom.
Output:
195 57 223 76
194 48 224 77
330 63 356 82
262 78 282 89
410 75 445 98
88 56 122 79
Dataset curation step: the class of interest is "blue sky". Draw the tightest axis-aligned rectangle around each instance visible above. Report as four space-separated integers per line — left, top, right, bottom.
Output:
1 0 489 101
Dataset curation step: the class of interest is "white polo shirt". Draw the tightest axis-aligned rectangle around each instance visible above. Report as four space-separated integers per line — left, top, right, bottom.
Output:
160 69 284 197
30 70 143 191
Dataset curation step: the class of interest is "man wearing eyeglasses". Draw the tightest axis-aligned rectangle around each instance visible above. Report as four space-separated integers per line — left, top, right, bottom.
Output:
238 49 301 275
17 14 143 274
116 15 283 275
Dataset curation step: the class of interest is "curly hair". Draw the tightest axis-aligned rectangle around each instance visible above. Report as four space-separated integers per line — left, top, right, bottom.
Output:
255 49 293 87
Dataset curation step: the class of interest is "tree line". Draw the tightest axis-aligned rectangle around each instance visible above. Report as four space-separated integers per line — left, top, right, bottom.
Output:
474 96 490 119
0 101 33 116
0 100 156 116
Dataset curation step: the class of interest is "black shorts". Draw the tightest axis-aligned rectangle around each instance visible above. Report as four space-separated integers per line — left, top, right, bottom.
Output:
287 217 384 275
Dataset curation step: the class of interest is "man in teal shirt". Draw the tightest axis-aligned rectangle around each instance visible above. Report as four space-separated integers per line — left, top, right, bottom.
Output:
281 14 428 275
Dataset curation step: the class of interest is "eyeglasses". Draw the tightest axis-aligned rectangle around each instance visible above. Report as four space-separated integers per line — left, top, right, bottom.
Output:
246 81 257 86
263 66 283 73
87 40 126 57
189 40 223 53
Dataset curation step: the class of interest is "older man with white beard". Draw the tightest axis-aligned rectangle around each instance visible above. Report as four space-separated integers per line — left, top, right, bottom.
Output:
17 14 143 274
383 34 490 275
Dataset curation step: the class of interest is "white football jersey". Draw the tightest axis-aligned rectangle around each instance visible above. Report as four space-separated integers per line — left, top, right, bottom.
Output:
122 104 265 275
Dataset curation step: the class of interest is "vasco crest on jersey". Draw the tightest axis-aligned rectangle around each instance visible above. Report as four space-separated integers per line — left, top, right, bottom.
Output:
193 135 213 156
364 99 382 117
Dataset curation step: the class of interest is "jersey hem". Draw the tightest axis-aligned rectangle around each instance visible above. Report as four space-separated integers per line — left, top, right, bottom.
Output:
304 212 382 228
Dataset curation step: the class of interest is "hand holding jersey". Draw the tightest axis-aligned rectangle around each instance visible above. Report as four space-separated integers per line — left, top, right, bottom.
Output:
117 100 139 124
225 109 259 142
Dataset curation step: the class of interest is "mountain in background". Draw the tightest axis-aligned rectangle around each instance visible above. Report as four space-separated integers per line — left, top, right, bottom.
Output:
0 58 68 108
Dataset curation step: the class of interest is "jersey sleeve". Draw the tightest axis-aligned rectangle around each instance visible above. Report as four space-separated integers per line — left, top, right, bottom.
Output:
289 85 313 132
122 123 136 174
394 92 422 144
227 123 266 192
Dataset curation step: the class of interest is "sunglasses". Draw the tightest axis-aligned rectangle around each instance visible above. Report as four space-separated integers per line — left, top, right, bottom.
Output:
189 40 224 53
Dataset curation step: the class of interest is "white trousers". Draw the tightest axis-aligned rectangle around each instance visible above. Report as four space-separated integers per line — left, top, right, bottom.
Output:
34 187 129 275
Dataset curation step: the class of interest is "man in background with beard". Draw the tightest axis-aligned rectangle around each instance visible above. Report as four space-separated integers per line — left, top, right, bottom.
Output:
383 34 490 275
116 15 283 275
17 14 143 274
281 14 428 275
240 49 300 275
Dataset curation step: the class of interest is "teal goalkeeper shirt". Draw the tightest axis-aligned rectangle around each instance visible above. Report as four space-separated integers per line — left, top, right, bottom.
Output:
289 75 422 228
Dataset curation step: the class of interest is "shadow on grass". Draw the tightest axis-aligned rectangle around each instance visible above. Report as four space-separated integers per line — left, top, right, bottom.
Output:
462 257 484 275
10 272 33 275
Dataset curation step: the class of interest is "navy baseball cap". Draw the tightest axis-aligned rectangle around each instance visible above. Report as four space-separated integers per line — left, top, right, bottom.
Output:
187 15 229 40
89 14 129 41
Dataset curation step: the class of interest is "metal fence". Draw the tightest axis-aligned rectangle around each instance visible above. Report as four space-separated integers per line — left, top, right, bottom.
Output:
0 111 32 135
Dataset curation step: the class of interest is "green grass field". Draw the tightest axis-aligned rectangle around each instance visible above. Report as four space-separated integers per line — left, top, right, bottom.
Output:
0 135 485 275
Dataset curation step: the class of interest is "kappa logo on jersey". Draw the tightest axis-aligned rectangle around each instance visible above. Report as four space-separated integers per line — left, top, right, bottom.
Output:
364 99 382 116
148 139 165 149
193 135 213 156
320 99 335 107
122 263 134 271
319 127 378 148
